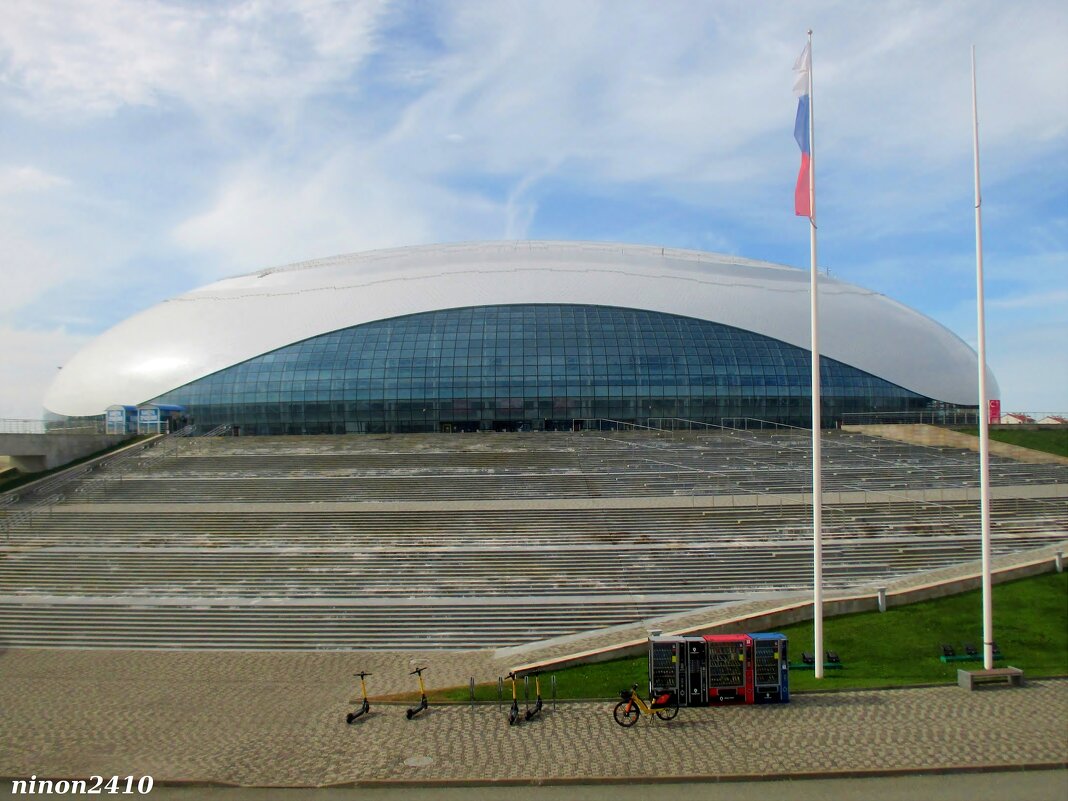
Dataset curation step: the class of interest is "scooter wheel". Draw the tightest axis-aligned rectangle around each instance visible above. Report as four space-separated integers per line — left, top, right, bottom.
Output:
406 709 414 720
346 713 355 725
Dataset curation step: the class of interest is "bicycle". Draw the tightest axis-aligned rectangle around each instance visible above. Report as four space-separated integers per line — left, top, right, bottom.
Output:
612 684 679 727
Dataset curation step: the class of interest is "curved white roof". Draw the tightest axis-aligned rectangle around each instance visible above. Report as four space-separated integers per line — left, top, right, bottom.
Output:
45 241 994 415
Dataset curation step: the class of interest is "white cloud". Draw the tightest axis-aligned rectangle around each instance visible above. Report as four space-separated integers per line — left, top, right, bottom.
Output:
0 228 73 315
984 317 1068 413
990 288 1068 310
0 165 69 194
0 325 89 418
171 150 511 276
0 0 1065 416
0 0 390 117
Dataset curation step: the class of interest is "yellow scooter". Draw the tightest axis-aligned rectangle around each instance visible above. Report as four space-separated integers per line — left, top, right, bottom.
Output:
507 672 520 726
345 671 372 724
524 673 543 721
406 667 429 719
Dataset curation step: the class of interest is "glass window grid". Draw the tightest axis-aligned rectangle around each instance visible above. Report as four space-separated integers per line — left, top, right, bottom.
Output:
153 304 940 434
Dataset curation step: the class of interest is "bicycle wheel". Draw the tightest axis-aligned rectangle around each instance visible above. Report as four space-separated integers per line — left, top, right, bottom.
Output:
654 696 680 721
613 700 640 727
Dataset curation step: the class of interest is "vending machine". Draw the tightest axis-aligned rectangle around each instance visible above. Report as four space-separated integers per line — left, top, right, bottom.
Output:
681 636 710 707
703 634 754 705
648 632 789 708
647 636 684 701
750 633 789 704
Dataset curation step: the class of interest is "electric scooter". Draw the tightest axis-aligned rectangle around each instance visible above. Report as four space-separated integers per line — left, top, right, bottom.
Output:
524 673 543 721
406 666 429 719
345 671 372 724
507 673 521 725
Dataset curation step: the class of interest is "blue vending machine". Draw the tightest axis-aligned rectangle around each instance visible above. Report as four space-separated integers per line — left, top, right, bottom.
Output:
750 633 789 704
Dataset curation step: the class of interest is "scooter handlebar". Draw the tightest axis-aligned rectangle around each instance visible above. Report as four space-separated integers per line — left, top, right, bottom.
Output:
409 667 426 675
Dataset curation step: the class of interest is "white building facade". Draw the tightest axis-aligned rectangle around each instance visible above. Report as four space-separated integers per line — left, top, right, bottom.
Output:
45 242 994 433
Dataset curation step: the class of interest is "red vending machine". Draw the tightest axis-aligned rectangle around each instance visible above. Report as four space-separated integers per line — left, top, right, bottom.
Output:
703 634 754 705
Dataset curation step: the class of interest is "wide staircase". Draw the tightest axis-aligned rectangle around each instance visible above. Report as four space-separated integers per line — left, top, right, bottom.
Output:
1 430 1065 649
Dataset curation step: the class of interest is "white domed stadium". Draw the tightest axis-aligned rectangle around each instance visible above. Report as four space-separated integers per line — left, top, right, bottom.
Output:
45 241 992 433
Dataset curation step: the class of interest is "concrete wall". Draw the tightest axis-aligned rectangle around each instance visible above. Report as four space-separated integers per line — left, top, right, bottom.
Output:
0 432 132 472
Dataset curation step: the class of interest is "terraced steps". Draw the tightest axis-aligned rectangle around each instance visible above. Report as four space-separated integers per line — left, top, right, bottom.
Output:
0 429 1064 650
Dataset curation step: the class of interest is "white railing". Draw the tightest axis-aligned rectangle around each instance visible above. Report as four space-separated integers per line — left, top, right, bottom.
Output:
0 418 106 434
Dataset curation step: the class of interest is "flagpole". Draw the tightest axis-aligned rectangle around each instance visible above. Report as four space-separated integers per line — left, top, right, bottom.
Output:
971 44 994 671
806 28 824 681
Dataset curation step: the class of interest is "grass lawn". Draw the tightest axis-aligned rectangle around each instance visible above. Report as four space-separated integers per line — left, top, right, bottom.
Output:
422 571 1067 703
957 426 1068 458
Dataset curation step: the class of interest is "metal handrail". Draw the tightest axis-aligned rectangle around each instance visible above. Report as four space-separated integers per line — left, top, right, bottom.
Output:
573 418 668 432
0 430 180 525
2 493 64 540
649 417 726 431
723 417 811 432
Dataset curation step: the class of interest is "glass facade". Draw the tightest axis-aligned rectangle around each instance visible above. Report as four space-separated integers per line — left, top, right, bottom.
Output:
151 304 937 434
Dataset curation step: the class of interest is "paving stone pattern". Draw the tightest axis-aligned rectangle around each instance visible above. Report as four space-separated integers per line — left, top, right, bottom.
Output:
0 647 1065 786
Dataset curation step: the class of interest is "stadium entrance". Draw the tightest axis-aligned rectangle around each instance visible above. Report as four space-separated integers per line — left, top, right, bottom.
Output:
439 421 480 433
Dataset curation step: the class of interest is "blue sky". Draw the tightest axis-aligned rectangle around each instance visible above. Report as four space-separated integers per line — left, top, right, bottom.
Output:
1 0 1065 417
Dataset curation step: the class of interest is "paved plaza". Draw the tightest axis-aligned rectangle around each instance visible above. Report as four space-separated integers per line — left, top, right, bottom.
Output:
0 646 1065 787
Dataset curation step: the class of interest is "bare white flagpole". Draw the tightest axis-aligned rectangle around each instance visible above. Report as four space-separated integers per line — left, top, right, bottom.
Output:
971 45 994 671
805 28 824 680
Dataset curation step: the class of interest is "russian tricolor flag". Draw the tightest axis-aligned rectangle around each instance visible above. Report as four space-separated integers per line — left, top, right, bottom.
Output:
793 43 812 218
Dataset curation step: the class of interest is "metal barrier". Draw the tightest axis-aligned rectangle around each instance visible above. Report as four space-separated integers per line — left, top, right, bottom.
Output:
0 417 106 434
574 418 669 432
723 417 811 432
840 410 982 426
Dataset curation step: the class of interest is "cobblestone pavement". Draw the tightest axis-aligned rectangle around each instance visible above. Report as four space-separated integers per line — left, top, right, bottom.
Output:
0 646 1065 787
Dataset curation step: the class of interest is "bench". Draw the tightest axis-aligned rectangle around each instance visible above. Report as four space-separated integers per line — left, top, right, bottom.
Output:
940 642 1004 663
789 650 844 670
957 666 1024 690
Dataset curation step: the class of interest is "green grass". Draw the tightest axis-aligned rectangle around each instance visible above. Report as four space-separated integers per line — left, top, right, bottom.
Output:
957 426 1068 457
773 570 1067 691
424 571 1067 702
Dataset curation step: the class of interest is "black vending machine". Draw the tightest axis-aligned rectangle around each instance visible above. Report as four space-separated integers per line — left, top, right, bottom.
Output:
648 635 709 707
682 636 709 707
648 635 684 701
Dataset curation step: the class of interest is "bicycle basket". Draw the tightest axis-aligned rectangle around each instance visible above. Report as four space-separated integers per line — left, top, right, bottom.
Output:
619 689 633 701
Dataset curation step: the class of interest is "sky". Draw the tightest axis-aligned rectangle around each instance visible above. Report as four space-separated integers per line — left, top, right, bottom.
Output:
0 0 1065 418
